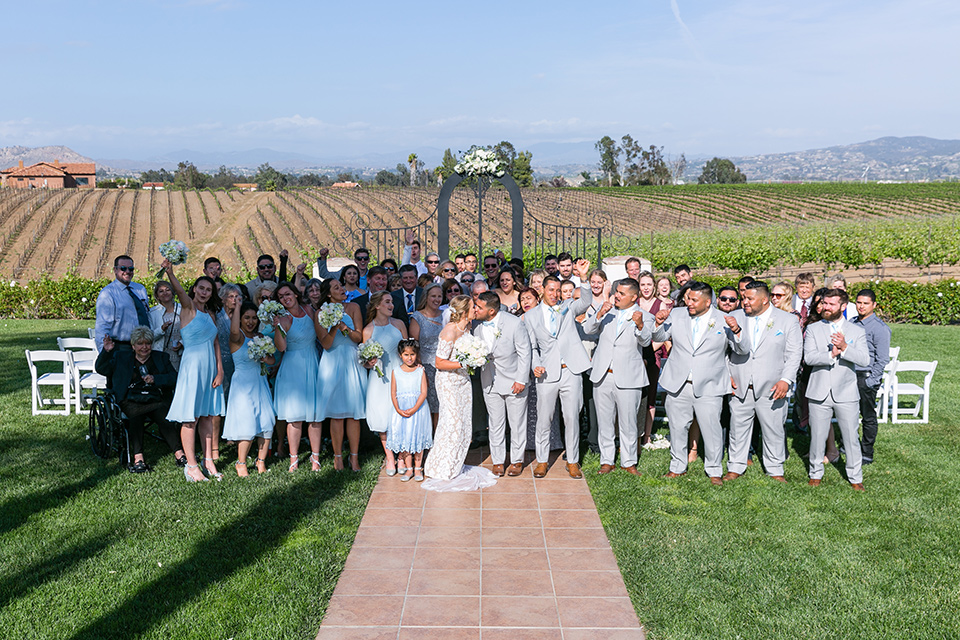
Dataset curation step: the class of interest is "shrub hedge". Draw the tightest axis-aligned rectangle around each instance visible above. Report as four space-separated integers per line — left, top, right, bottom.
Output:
1 272 957 325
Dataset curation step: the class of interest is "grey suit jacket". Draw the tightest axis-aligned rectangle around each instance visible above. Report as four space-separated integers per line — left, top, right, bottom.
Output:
727 307 803 400
652 307 732 397
581 304 653 388
523 284 593 383
475 312 532 395
391 287 424 327
803 319 869 403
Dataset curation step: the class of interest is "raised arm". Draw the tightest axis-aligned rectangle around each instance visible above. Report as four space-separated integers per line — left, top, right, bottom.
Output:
229 300 243 348
162 259 195 312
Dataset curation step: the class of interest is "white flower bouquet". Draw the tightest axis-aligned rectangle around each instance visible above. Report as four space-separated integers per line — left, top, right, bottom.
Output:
318 302 347 335
247 335 276 375
257 300 289 335
452 333 490 375
454 148 506 178
358 340 386 378
157 239 190 277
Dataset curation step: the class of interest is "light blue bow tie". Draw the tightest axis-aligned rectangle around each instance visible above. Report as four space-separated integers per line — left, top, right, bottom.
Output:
481 320 496 327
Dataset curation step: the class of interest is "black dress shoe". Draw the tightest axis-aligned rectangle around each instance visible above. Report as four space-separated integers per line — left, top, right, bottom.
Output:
175 455 188 468
129 460 152 474
862 457 874 465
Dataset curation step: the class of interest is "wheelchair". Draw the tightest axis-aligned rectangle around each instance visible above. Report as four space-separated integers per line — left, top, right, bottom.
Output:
88 389 130 465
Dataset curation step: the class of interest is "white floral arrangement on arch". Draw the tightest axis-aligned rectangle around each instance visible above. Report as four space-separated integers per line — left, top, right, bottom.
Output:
454 148 505 178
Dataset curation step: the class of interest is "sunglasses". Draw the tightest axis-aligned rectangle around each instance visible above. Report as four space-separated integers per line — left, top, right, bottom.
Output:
449 288 461 294
442 267 456 272
355 256 370 262
116 266 135 273
718 296 738 303
771 293 785 298
258 263 274 269
384 267 396 272
484 264 498 269
461 278 475 284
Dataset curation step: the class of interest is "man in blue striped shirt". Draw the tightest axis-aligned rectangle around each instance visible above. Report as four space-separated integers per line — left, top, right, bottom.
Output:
94 255 150 351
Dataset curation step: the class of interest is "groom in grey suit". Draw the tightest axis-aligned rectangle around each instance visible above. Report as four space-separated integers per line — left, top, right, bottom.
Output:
581 278 653 475
525 259 593 479
474 291 531 477
804 288 869 491
725 281 803 482
652 281 733 485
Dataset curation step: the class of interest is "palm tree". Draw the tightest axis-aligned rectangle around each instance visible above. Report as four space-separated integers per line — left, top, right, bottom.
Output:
407 153 419 187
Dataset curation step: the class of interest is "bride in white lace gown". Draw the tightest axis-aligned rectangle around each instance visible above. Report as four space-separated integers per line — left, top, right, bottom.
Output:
423 295 497 491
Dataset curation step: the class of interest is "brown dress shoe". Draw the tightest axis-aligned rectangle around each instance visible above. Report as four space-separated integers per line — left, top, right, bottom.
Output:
566 462 583 479
663 471 686 479
710 477 723 486
598 464 616 475
771 475 787 483
808 479 821 487
621 465 641 476
507 463 523 476
533 462 549 478
722 472 741 481
850 483 866 492
492 464 505 477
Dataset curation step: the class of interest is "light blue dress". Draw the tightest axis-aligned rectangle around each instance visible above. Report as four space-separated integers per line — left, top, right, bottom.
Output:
273 312 320 422
223 336 275 441
166 311 225 422
387 366 433 454
364 322 404 433
316 315 366 420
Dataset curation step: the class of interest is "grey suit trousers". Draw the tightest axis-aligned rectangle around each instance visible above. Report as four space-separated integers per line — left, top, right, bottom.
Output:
484 387 528 465
729 391 788 475
808 394 863 483
594 375 644 468
535 368 582 464
665 382 724 477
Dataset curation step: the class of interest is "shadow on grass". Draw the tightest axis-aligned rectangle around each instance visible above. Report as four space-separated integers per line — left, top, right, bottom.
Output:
64 479 351 640
0 466 117 537
0 526 120 609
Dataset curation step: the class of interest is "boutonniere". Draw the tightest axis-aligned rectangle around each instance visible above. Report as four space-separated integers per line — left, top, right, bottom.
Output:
766 319 775 330
493 328 502 339
707 318 716 329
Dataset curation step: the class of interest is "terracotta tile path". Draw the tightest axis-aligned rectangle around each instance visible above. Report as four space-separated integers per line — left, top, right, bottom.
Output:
317 448 646 639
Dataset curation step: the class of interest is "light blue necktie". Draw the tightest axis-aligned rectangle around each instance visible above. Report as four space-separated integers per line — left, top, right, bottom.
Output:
406 293 414 313
691 315 701 348
752 317 762 352
617 310 628 332
548 306 561 338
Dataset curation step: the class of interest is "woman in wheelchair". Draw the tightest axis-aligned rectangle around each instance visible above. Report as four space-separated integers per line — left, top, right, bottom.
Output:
95 326 185 473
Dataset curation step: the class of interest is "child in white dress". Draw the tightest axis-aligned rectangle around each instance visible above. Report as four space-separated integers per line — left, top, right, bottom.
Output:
387 339 433 482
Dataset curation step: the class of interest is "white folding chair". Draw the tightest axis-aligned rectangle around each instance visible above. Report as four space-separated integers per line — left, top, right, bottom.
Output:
87 328 96 340
25 350 74 416
58 337 105 411
876 346 900 424
891 360 938 424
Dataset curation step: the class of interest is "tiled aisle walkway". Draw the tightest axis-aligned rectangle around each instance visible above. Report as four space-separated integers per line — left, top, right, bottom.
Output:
317 449 646 639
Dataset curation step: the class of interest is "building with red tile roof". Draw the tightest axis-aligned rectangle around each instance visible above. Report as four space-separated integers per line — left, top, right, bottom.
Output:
0 160 96 189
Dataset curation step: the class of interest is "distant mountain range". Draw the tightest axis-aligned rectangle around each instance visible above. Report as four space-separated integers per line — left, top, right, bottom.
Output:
2 136 958 182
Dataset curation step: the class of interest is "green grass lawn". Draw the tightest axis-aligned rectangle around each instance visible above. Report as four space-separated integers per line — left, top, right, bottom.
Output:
0 320 378 640
585 324 960 639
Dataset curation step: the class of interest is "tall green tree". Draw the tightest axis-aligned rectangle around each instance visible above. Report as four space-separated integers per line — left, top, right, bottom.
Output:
595 136 621 186
254 163 287 191
493 140 517 174
512 150 533 187
173 161 208 190
698 158 747 184
375 169 400 186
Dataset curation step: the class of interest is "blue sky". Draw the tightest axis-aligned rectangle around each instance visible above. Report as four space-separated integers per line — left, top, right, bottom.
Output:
2 0 957 163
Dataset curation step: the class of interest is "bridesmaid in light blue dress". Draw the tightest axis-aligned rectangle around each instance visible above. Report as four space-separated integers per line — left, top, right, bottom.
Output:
161 261 225 483
223 301 276 476
361 291 408 475
272 282 321 472
315 279 366 472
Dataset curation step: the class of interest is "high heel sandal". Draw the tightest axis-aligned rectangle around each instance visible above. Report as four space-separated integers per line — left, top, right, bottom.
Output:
235 460 249 477
256 458 268 474
310 452 321 471
413 467 424 482
184 463 209 483
333 454 343 472
203 457 223 481
350 452 361 473
288 454 299 472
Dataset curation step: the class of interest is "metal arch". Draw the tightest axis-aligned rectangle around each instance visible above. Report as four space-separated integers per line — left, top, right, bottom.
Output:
436 173 524 261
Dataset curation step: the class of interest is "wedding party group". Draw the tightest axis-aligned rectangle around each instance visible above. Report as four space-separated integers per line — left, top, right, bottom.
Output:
93 234 889 492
